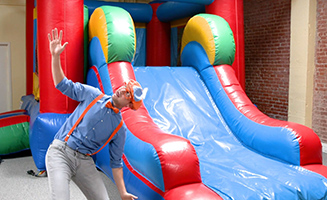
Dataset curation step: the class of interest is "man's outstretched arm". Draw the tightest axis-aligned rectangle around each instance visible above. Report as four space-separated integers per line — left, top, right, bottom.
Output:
48 28 68 86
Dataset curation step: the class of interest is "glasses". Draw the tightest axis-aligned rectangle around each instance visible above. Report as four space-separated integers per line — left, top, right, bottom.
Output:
124 85 132 100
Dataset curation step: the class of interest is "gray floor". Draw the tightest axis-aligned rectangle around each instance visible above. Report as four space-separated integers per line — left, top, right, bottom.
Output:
0 152 326 200
0 153 121 200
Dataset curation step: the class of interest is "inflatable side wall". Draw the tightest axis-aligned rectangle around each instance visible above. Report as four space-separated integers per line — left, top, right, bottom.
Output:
181 14 327 176
87 6 222 199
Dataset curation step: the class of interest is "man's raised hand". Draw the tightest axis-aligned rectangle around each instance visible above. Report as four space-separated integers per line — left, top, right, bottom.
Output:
48 28 68 57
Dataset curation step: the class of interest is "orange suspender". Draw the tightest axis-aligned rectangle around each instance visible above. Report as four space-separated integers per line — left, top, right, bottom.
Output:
64 93 123 156
64 93 104 142
87 119 123 156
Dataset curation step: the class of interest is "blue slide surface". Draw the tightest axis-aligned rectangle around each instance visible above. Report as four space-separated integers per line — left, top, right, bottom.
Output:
134 66 327 200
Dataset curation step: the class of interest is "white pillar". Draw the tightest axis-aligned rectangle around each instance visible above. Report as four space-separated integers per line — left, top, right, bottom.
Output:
288 0 317 127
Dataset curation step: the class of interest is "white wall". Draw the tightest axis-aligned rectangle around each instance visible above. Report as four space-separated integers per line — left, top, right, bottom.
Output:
0 0 26 111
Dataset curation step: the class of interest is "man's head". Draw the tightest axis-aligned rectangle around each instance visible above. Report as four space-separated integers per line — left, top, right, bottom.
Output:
112 80 143 110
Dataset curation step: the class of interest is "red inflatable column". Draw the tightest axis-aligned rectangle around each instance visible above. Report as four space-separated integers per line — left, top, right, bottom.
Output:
26 0 34 95
38 0 84 114
206 0 245 89
146 3 171 66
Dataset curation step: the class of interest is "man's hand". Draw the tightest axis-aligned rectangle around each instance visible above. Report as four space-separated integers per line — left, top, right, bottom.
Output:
48 28 67 86
112 167 138 200
121 193 138 200
48 28 68 57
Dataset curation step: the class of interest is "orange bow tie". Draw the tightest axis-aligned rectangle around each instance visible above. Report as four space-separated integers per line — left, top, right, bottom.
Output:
106 101 120 114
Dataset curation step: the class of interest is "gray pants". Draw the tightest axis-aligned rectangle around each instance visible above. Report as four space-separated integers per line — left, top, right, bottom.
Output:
45 139 110 200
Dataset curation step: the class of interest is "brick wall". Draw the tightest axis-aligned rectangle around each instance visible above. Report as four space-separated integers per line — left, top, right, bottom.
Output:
244 0 291 121
313 0 327 143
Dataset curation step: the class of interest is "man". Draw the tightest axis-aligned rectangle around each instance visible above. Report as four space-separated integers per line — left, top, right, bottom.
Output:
45 28 140 200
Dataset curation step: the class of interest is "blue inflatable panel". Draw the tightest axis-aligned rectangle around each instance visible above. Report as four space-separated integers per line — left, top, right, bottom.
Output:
0 110 27 119
124 129 165 191
157 2 205 22
88 37 107 71
88 37 113 95
86 67 102 90
133 28 146 66
31 113 70 171
95 131 165 200
133 66 327 200
84 0 152 23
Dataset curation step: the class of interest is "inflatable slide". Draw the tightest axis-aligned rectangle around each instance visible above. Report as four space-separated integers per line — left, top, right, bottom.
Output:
87 7 327 200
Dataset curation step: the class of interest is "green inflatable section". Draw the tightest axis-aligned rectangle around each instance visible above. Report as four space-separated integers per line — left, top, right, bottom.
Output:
0 122 29 155
89 6 135 64
84 5 89 82
182 14 235 66
198 14 235 66
103 6 135 63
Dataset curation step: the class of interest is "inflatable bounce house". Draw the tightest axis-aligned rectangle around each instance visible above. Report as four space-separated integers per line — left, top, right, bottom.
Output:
1 0 325 199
